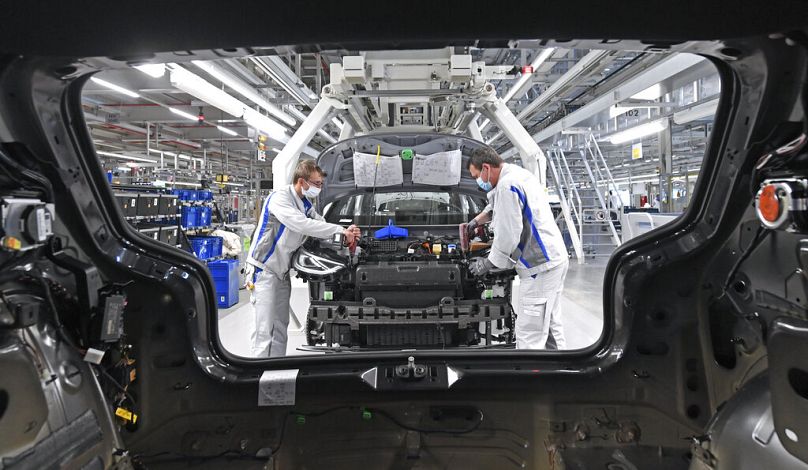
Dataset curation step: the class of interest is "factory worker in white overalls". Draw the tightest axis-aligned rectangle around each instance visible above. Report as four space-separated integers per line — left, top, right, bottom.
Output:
465 147 569 349
245 160 360 357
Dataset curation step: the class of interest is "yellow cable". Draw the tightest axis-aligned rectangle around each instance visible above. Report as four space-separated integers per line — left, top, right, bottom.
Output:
376 144 381 165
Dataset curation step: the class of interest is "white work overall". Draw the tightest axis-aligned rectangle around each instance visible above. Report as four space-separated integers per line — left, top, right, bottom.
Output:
486 163 569 349
246 185 344 357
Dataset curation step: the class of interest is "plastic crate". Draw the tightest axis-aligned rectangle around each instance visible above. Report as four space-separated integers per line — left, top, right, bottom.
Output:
197 190 213 201
188 236 212 259
181 206 198 228
207 259 239 308
173 189 198 201
198 206 212 227
188 235 222 259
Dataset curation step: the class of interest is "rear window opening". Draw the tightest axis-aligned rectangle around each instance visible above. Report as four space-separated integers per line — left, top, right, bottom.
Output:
81 45 720 360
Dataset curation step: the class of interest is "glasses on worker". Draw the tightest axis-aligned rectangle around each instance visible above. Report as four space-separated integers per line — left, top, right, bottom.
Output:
307 180 324 188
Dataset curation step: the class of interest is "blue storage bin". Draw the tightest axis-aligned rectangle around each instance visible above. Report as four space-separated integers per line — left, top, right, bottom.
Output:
198 190 213 201
198 206 212 227
188 235 222 259
181 206 198 228
210 236 223 257
208 259 239 308
173 189 198 201
188 236 212 259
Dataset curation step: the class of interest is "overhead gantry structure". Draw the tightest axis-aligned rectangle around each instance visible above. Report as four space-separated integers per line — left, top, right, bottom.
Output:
271 48 584 262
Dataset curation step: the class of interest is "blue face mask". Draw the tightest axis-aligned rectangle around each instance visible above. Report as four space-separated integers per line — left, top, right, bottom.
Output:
476 167 493 192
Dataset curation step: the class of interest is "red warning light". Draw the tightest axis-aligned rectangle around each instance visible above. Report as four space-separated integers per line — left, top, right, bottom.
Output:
521 65 534 74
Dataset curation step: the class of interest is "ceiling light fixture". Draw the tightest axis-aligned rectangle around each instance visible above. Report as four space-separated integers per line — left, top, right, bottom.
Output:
191 60 297 126
169 64 287 140
609 119 668 144
133 63 166 78
503 48 556 103
96 150 154 163
90 77 140 98
673 99 719 124
631 83 662 101
217 125 239 136
169 107 200 122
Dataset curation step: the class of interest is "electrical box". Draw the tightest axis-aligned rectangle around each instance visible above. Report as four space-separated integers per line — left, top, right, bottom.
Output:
449 55 472 82
1 198 54 252
343 56 367 84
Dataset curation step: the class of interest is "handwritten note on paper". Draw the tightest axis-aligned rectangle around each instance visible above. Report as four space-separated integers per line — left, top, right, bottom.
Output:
411 149 462 186
353 152 404 187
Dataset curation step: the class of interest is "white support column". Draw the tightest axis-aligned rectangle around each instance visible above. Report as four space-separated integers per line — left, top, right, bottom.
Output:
480 96 547 186
338 123 356 141
272 97 339 185
466 118 484 142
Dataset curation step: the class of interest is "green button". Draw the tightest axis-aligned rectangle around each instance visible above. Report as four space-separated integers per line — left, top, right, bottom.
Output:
324 291 333 301
400 148 414 160
483 289 493 300
361 409 372 421
295 415 306 425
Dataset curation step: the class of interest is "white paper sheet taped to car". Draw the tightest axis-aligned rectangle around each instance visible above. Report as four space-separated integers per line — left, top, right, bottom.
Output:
353 152 404 187
411 149 462 186
258 369 299 406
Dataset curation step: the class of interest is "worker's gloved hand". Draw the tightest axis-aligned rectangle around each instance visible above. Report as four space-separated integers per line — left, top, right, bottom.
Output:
343 225 360 244
465 218 479 239
244 264 255 290
469 257 494 277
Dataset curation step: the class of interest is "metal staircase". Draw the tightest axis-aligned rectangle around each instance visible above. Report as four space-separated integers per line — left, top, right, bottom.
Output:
546 132 622 262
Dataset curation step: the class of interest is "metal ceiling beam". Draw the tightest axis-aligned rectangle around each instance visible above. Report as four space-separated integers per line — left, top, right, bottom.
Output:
516 50 613 122
528 54 706 145
250 56 317 109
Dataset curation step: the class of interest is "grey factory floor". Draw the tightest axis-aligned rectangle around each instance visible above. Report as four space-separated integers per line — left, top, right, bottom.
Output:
218 258 608 357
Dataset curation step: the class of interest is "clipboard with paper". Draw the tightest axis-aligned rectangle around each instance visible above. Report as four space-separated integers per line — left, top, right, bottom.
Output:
411 149 462 186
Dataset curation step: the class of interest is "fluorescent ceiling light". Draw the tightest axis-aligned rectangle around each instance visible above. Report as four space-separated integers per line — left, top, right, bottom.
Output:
169 65 247 118
169 107 199 121
271 148 282 152
96 150 154 163
222 182 244 187
191 60 296 126
609 119 667 144
673 99 718 124
134 63 166 78
503 48 556 102
631 83 662 101
242 108 288 141
169 64 287 140
217 125 239 136
90 77 140 98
